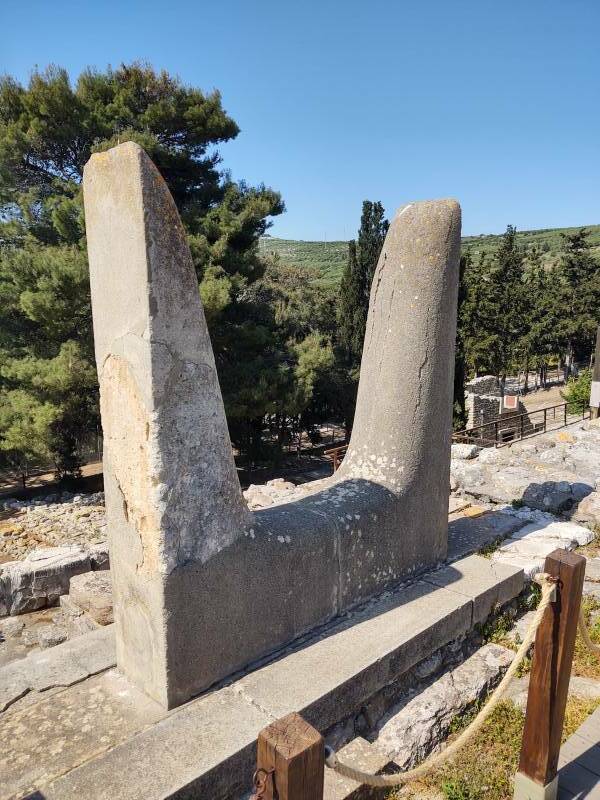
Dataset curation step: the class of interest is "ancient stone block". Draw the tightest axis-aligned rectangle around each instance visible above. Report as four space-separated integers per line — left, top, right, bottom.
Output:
84 142 461 708
0 546 92 616
69 571 114 625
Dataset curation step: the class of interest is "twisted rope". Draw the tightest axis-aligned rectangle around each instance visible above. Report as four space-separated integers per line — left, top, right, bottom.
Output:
579 607 600 655
325 573 556 788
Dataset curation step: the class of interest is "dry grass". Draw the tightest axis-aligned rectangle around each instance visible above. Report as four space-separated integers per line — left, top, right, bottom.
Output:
388 697 600 800
572 595 600 679
577 529 600 559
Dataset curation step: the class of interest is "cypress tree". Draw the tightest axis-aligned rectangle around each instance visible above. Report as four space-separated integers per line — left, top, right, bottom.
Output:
337 201 388 369
557 228 600 378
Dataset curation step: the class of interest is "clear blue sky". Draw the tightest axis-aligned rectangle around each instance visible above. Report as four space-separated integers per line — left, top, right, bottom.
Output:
2 0 598 240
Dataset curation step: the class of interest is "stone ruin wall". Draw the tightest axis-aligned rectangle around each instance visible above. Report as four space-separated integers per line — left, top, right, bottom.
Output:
465 376 530 442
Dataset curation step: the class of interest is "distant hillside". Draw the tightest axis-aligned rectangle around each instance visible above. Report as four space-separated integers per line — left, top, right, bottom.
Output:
259 224 600 286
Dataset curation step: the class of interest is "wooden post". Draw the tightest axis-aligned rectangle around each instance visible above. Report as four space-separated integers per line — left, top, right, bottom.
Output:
514 549 586 800
255 712 324 800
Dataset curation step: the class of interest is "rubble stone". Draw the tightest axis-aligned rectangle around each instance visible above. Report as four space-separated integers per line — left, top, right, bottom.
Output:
69 571 113 626
375 643 513 766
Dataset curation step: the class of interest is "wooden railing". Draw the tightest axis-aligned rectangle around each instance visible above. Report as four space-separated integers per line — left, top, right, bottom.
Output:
323 444 347 472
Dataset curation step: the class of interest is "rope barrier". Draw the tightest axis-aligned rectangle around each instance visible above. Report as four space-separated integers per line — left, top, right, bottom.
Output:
325 573 557 788
579 607 600 656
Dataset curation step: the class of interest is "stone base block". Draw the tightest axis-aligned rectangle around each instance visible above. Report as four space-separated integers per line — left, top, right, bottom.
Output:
69 571 113 625
2 544 524 800
513 771 558 800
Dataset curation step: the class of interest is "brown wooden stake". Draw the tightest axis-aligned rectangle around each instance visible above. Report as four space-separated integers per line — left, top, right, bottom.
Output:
518 548 586 788
255 712 324 800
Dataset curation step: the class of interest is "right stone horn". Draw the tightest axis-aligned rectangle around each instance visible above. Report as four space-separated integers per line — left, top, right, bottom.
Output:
337 198 462 556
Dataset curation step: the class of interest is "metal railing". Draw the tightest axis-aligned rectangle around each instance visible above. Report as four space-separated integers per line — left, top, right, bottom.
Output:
453 402 590 448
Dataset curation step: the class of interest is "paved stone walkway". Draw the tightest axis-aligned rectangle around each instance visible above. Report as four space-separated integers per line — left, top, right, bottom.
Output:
558 706 600 799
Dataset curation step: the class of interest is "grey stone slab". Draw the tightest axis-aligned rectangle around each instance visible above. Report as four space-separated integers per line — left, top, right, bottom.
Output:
375 643 512 766
0 546 92 616
0 624 116 697
324 737 390 800
423 554 524 625
568 676 600 701
586 558 600 583
0 662 29 712
1 669 166 800
234 581 472 732
447 510 527 561
557 761 600 798
557 788 576 800
584 582 600 601
69 570 113 625
35 685 271 800
559 733 600 775
64 624 116 676
568 706 600 745
6 547 528 800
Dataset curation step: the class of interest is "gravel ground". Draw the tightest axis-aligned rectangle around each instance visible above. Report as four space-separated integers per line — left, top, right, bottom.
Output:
0 479 307 563
0 493 107 562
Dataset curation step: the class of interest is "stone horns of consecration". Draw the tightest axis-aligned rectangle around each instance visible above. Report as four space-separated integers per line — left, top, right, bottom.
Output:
83 141 461 710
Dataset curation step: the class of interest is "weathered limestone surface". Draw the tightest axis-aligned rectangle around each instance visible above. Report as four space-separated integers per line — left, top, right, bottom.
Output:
2 548 524 800
451 421 600 516
491 516 594 578
84 143 251 707
84 142 461 707
337 199 461 588
375 643 514 767
69 571 114 625
0 545 94 616
0 625 115 712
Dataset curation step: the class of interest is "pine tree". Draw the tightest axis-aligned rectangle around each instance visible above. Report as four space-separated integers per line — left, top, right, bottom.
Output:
0 64 283 474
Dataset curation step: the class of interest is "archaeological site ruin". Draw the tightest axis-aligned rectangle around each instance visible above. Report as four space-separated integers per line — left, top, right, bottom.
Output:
83 142 461 708
3 142 600 800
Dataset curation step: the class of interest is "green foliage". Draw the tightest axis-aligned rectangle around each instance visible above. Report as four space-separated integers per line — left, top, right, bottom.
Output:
555 229 600 375
259 225 600 286
459 224 599 393
561 368 592 413
334 201 388 433
461 226 526 383
453 254 469 429
407 698 600 800
0 63 284 474
258 238 348 288
337 202 388 367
